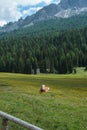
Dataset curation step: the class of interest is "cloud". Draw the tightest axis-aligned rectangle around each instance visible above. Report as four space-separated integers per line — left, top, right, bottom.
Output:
0 0 61 26
15 0 52 6
0 20 7 27
52 0 61 4
0 1 22 26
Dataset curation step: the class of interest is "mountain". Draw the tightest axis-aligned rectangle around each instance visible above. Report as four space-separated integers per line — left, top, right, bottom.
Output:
60 0 87 8
56 0 87 18
0 0 87 32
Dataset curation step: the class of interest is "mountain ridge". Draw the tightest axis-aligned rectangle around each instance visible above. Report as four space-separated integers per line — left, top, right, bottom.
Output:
0 0 87 32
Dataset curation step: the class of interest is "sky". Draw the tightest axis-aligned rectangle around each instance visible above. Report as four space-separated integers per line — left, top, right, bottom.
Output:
0 0 61 27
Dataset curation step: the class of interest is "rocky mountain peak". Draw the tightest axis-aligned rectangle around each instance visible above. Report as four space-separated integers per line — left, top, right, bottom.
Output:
0 0 87 32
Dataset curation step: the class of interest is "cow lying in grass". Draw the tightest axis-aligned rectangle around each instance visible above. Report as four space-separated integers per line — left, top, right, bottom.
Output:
40 84 50 93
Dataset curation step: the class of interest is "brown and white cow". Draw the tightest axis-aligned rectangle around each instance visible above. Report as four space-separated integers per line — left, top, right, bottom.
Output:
40 84 50 93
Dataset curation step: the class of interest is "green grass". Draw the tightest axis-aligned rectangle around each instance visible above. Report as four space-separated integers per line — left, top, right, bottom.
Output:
0 70 87 130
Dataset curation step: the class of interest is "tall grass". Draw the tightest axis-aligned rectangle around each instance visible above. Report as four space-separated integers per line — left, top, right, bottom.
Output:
0 71 87 130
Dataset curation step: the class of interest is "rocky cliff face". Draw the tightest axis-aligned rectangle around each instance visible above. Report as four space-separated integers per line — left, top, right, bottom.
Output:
55 0 87 18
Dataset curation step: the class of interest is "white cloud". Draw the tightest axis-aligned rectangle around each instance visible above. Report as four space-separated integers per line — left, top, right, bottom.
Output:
0 20 7 27
14 0 52 6
0 0 60 26
0 1 22 26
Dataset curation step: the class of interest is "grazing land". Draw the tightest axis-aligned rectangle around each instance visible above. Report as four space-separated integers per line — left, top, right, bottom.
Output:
0 68 87 130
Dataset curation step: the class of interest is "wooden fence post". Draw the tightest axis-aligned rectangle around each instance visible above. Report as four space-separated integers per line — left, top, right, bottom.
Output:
2 118 9 130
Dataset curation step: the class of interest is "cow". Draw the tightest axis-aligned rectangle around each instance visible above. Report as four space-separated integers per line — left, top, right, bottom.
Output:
40 84 50 93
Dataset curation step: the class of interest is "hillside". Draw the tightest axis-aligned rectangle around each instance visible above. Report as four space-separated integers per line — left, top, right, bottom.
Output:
0 1 87 74
0 26 87 74
0 14 87 36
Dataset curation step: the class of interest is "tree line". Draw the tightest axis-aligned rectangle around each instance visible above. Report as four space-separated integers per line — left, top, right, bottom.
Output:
0 27 87 74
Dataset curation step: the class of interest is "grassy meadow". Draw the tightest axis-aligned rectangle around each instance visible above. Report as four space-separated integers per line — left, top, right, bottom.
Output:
0 67 87 130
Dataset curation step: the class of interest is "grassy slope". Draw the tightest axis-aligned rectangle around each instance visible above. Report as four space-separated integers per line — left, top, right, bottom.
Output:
0 68 87 130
